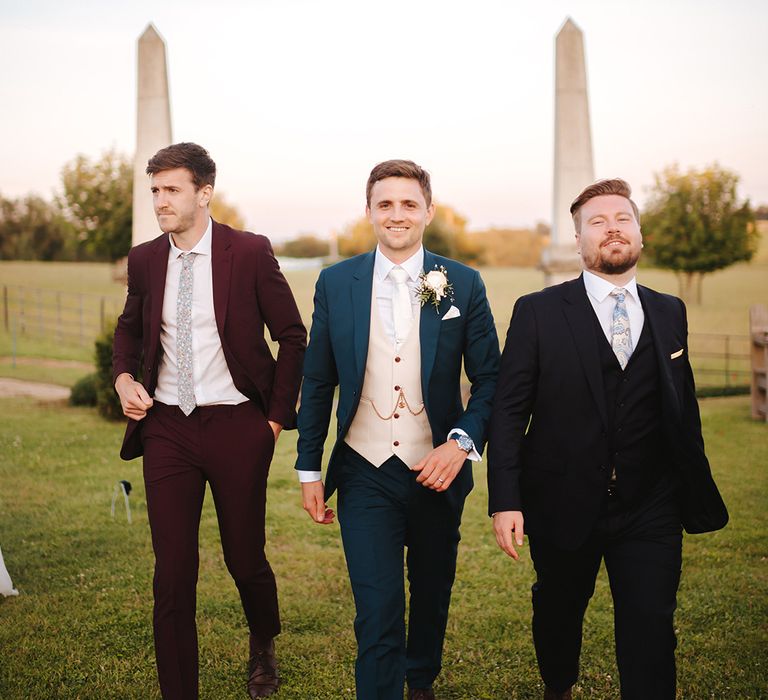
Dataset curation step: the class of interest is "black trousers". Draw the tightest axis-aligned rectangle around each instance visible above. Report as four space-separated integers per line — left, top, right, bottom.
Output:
141 400 280 700
528 477 682 700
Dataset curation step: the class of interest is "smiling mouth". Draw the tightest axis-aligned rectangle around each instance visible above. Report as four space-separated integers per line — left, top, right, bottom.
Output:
387 226 408 232
602 239 627 248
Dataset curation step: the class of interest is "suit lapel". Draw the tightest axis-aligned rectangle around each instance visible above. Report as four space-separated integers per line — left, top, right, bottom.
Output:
211 221 232 339
148 235 170 355
351 251 375 380
419 250 445 395
562 275 609 430
638 285 681 419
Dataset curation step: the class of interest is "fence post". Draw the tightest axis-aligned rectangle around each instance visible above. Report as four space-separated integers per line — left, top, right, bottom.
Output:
79 294 84 346
2 285 7 332
56 292 62 344
37 288 43 337
724 335 731 389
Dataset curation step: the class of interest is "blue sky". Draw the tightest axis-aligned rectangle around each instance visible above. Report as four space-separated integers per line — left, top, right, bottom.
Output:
1 0 766 239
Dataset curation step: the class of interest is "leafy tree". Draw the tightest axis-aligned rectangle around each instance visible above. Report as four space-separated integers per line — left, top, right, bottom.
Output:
210 193 245 229
279 234 330 258
59 149 132 261
0 193 72 260
642 164 757 304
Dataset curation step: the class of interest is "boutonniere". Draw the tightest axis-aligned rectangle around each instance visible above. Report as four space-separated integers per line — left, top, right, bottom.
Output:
417 265 454 312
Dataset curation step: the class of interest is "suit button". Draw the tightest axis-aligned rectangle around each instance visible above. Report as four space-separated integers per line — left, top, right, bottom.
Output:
394 385 400 391
599 465 607 471
394 413 400 419
395 356 401 363
393 440 400 447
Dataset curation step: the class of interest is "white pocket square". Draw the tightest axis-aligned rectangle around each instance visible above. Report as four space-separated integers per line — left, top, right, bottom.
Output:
442 305 461 321
670 349 684 359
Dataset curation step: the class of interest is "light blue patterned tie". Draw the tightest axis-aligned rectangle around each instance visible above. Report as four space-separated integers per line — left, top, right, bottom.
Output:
610 288 633 370
177 252 197 415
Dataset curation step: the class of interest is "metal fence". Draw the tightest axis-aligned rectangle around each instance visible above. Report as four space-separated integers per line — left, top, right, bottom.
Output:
0 283 752 391
2 285 125 347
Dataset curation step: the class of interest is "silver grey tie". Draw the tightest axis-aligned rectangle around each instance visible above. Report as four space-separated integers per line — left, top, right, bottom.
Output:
177 252 197 415
610 287 633 370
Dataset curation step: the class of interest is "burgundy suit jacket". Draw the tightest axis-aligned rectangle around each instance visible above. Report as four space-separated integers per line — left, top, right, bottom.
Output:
112 220 307 460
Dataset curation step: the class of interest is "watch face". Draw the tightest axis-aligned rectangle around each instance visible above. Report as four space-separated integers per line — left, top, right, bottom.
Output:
455 435 473 452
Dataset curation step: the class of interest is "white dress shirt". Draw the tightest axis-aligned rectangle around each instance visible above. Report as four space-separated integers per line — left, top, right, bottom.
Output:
298 246 478 483
582 269 645 348
154 218 250 407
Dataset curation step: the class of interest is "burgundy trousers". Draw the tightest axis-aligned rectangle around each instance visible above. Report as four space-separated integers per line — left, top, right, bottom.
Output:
141 400 280 700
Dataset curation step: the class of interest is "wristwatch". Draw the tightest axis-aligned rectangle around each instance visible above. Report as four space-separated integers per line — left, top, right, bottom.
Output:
449 432 474 454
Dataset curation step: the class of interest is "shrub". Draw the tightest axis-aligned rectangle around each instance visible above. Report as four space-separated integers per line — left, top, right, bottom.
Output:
94 323 125 420
69 372 98 406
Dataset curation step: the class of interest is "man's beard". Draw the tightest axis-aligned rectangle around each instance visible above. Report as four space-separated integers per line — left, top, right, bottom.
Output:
583 243 641 276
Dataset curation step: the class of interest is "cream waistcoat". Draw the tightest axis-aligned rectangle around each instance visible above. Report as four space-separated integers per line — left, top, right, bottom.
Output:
344 295 433 467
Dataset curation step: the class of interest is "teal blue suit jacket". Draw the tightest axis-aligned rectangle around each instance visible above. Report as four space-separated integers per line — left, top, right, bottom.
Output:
296 249 500 504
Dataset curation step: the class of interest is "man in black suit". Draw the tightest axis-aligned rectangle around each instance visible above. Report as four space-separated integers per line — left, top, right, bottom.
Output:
487 179 728 700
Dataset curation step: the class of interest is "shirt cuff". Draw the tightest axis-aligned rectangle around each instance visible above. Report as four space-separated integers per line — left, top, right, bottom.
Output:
448 427 481 462
297 470 322 483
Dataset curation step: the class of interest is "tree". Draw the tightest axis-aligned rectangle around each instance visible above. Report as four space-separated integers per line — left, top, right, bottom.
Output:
210 192 245 230
0 193 72 261
59 149 132 261
278 234 330 258
642 164 757 304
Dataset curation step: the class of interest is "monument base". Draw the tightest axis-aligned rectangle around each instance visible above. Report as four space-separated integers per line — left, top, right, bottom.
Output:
540 245 582 287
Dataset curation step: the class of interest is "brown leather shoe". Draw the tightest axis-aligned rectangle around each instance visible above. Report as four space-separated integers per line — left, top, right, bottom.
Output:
543 687 572 700
408 688 436 700
247 636 279 698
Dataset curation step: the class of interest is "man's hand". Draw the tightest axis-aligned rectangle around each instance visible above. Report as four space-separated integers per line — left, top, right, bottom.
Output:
493 510 525 560
301 480 335 525
115 373 153 421
412 440 468 491
268 421 283 443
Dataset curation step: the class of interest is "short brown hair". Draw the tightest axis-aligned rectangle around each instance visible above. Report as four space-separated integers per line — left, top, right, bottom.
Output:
146 142 216 190
570 178 640 231
366 159 432 207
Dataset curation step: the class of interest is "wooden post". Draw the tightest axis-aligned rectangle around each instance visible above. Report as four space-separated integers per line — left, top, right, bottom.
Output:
750 305 768 421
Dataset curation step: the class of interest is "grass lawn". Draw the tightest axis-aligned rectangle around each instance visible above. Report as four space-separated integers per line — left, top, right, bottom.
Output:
0 395 765 699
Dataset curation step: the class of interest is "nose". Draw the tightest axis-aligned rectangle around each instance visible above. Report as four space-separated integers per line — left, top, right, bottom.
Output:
389 205 406 222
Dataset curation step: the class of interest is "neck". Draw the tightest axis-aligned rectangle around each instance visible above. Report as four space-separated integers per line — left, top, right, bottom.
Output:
380 244 421 266
587 266 637 288
171 215 208 251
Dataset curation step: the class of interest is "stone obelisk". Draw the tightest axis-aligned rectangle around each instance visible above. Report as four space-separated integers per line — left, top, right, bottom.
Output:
133 24 172 247
541 17 594 286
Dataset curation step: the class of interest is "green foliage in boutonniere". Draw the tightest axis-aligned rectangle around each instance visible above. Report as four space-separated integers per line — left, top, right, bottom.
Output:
417 265 454 312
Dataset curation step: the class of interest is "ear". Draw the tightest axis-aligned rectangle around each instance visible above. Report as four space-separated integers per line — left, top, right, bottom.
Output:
425 203 436 226
199 184 213 207
574 231 581 253
365 205 372 223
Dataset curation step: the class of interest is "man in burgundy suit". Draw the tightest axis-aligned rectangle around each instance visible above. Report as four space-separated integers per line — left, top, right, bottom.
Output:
113 142 306 700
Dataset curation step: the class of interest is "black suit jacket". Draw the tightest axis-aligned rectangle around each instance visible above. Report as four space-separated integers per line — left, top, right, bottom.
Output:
487 275 728 549
113 220 307 460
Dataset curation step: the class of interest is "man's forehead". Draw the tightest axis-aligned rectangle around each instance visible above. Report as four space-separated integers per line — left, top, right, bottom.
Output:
151 167 194 185
582 194 633 216
370 177 425 201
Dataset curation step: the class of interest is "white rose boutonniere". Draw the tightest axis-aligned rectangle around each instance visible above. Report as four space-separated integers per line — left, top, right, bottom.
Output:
417 265 454 312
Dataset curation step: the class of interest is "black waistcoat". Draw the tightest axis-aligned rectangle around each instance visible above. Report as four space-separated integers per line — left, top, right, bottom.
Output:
593 310 671 506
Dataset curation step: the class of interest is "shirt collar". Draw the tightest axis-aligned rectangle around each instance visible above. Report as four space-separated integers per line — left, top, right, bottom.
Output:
583 269 639 303
168 218 213 259
374 245 424 282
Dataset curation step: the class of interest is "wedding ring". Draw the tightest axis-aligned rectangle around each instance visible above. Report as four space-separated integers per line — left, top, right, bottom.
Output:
437 478 445 483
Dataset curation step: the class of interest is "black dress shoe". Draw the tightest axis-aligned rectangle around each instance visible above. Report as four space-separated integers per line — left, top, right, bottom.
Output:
408 688 436 700
247 636 279 698
543 687 572 700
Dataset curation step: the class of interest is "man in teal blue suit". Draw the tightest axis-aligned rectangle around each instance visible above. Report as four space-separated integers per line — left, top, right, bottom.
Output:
296 160 500 700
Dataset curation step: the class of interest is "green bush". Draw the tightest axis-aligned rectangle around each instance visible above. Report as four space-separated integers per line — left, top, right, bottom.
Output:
69 372 98 406
94 323 125 420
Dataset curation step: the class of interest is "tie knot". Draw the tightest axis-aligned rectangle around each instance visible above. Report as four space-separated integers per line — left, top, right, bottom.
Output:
180 251 197 268
389 266 409 285
610 287 627 303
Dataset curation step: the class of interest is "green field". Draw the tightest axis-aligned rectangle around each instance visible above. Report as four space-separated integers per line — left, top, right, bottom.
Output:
0 395 765 699
1 256 767 387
